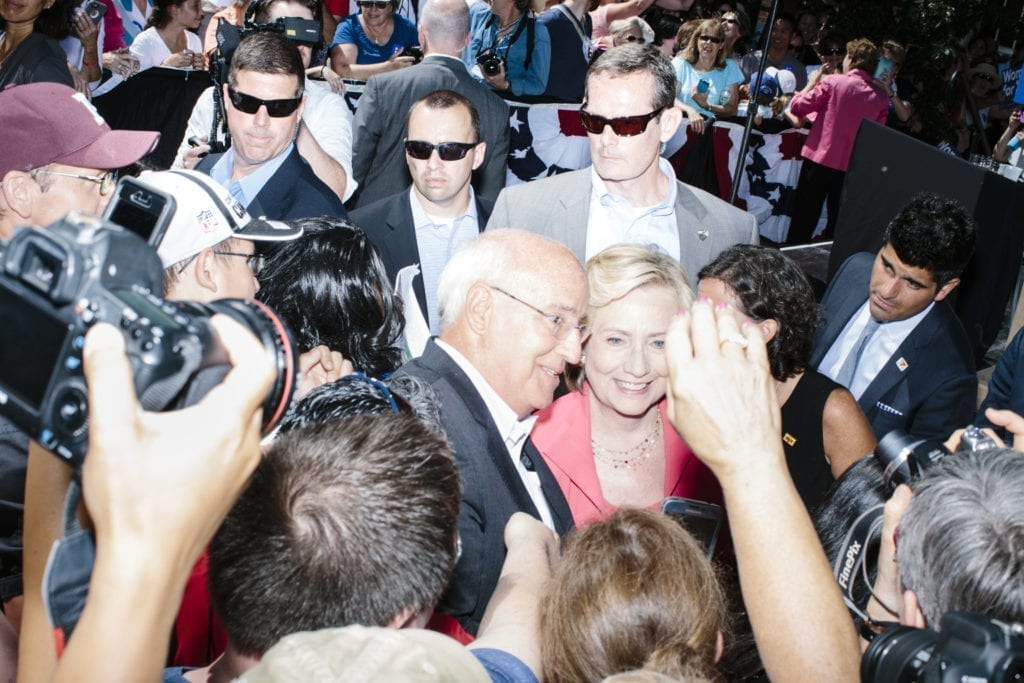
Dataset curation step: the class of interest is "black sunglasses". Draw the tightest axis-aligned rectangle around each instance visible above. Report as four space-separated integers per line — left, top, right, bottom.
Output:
622 34 645 43
721 17 738 25
699 34 723 44
404 139 478 161
228 86 302 117
579 107 663 136
821 47 845 56
357 0 389 7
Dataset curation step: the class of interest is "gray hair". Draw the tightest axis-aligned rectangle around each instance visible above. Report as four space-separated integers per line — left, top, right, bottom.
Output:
436 231 516 332
897 447 1024 627
608 17 656 46
586 44 678 111
420 0 470 53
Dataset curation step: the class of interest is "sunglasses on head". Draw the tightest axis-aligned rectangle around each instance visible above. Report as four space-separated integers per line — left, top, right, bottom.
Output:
579 107 663 136
404 139 478 161
821 47 845 56
357 0 389 7
227 86 302 117
699 34 723 44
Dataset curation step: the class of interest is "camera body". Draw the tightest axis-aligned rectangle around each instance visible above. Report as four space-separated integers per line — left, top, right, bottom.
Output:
862 611 1024 682
0 213 296 468
476 48 505 77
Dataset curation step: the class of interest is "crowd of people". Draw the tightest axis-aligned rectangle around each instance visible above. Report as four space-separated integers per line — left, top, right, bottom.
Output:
1 0 1023 681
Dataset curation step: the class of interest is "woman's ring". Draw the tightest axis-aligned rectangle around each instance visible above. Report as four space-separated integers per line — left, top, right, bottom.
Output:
719 332 748 349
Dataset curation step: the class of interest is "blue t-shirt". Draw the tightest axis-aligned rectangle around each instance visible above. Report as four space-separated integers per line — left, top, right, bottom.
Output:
331 12 417 65
674 56 744 117
462 1 551 97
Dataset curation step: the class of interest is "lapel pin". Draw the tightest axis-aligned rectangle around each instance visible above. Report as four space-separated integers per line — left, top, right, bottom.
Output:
783 433 796 446
896 357 908 372
697 228 709 241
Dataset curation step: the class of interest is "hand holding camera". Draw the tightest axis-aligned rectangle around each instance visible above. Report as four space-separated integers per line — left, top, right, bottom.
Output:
476 48 510 91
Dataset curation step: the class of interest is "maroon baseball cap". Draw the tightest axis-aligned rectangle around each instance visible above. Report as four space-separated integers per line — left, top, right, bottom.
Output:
0 82 160 177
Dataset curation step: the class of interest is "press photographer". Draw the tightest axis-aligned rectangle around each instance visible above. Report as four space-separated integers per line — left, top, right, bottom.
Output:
814 420 1024 682
464 0 551 98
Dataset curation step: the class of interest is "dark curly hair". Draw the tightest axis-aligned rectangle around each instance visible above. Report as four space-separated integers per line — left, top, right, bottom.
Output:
698 245 820 381
884 192 976 288
256 217 404 378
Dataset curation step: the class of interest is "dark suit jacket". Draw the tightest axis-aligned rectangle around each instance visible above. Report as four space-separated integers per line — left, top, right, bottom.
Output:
976 325 1024 437
349 190 493 322
394 340 573 635
810 252 976 440
195 147 346 221
350 54 510 208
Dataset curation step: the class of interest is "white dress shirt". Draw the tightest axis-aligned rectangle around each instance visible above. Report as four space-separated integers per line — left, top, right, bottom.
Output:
820 301 934 398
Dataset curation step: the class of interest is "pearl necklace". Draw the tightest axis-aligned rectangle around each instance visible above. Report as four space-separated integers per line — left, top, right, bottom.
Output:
591 413 662 471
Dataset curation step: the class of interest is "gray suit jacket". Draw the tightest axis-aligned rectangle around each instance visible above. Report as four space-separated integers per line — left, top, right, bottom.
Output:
350 54 510 209
485 168 760 287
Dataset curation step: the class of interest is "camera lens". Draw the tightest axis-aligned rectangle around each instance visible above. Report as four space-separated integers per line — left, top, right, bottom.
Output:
171 299 297 435
875 430 949 491
861 625 937 683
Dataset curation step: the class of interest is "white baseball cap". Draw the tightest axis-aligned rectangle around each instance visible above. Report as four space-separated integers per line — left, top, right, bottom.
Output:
137 170 303 268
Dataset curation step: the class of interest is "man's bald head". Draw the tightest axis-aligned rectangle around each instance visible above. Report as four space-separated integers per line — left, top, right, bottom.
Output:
419 0 470 55
436 229 587 417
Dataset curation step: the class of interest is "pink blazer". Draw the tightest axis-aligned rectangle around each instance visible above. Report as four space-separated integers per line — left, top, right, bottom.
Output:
531 386 725 527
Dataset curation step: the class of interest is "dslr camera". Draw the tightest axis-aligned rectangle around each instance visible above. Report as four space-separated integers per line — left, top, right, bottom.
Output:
875 425 997 492
862 611 1024 682
476 48 505 77
0 212 296 469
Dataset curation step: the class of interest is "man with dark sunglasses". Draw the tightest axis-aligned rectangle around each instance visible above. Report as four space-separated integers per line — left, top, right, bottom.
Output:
740 12 807 91
352 89 491 348
350 0 509 209
487 44 758 289
194 32 346 222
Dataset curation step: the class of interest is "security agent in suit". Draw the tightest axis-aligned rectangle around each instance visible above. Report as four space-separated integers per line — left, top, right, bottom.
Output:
810 193 977 440
351 90 492 337
194 32 346 221
393 229 585 637
349 0 510 209
486 44 758 289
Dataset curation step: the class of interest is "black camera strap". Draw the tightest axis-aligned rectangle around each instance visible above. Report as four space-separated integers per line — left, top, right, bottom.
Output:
482 13 535 73
832 503 884 622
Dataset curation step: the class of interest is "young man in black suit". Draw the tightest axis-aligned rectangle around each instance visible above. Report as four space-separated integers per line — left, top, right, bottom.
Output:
810 193 976 440
351 89 491 347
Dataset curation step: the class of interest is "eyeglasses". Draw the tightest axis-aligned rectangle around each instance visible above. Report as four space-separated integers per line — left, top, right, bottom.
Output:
579 107 664 136
357 1 389 8
214 250 265 276
31 168 117 196
488 285 583 340
404 139 479 161
698 34 723 44
821 47 845 56
621 34 645 43
227 86 302 117
721 17 738 25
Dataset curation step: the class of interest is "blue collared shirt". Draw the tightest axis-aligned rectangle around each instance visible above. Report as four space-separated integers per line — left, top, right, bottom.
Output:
209 143 296 207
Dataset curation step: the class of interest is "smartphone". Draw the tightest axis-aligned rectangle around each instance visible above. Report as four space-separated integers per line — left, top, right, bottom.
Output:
399 45 423 62
660 497 723 559
697 79 710 94
101 177 177 246
874 57 893 80
84 0 107 23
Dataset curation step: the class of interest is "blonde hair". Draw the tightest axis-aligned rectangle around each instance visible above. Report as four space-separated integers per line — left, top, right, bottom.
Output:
682 18 727 68
567 243 692 390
